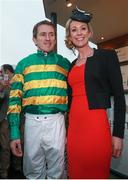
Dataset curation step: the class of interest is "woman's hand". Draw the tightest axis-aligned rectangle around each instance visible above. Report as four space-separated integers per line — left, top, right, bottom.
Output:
112 136 123 158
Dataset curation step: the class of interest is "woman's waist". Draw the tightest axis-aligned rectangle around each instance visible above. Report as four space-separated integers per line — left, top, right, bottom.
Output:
72 93 86 97
72 86 86 97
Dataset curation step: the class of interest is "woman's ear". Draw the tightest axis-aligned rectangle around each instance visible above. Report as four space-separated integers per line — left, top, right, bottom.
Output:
88 31 93 39
90 29 93 38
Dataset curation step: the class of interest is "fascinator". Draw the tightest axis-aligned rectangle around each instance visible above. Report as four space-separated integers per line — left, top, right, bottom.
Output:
70 7 93 23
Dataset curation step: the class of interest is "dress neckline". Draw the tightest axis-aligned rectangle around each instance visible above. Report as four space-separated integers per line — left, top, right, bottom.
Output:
74 63 85 68
75 48 95 67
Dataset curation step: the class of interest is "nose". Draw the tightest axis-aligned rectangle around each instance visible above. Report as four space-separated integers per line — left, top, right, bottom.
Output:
45 34 50 40
77 29 82 35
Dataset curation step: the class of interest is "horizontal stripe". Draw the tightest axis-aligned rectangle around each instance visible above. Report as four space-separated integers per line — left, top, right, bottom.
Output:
10 90 23 98
11 82 23 91
24 71 66 82
23 87 67 97
23 65 68 76
9 97 22 106
24 79 67 91
24 104 68 114
8 105 21 114
22 96 68 106
11 74 24 84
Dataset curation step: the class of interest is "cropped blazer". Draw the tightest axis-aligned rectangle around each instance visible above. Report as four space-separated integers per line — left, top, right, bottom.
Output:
68 49 126 138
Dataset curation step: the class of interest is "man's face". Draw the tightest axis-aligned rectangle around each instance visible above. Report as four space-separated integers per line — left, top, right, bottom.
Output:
33 24 56 53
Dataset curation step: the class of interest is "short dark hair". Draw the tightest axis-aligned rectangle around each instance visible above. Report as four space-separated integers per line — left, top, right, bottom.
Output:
33 20 56 39
2 64 14 73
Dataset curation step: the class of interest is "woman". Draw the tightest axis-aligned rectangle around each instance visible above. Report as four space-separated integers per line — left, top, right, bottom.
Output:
65 8 126 178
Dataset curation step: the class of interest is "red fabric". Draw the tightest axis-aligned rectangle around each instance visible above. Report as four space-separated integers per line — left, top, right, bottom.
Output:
67 64 112 179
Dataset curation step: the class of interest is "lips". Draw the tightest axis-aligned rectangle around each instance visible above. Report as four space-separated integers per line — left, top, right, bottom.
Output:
76 37 85 41
44 43 51 46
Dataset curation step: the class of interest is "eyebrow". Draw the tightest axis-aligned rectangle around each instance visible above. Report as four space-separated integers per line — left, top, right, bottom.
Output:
71 24 87 28
39 31 55 34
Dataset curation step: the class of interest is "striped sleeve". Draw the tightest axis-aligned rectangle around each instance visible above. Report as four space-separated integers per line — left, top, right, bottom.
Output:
7 62 24 140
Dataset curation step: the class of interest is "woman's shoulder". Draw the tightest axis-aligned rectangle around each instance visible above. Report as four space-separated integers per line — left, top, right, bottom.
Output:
94 48 118 62
95 48 116 56
95 48 119 67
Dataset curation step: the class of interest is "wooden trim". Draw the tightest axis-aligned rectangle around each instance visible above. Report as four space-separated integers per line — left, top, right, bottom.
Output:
98 34 128 49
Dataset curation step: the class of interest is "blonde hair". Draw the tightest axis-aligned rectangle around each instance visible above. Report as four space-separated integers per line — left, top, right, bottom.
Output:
65 19 93 50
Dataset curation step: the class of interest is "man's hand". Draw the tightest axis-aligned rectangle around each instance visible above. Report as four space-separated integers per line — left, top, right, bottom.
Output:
10 139 23 157
112 136 123 158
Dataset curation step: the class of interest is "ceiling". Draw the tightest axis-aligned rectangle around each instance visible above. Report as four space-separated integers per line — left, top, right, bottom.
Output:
43 0 128 44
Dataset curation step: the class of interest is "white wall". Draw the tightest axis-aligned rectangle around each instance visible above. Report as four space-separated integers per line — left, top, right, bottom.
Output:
57 24 76 62
0 0 97 66
0 2 2 65
0 0 45 66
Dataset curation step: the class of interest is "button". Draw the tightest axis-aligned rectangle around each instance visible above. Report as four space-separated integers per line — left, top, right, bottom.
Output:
44 117 47 119
37 117 39 119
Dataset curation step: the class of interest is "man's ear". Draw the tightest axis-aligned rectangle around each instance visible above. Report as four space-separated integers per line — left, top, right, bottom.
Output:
54 39 57 46
33 37 37 46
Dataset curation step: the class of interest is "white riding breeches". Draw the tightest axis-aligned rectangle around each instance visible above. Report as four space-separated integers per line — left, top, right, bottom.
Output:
23 112 66 179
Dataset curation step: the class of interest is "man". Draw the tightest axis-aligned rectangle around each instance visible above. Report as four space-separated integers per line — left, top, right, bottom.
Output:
0 64 24 179
7 20 70 179
0 64 14 178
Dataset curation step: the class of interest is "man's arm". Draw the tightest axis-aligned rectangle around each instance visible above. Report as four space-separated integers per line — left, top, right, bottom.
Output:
7 62 24 140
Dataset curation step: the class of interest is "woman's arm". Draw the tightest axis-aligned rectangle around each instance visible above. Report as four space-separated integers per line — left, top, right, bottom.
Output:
107 50 126 139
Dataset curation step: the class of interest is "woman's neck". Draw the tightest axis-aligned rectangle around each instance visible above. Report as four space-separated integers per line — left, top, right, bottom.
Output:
78 46 93 59
75 46 94 66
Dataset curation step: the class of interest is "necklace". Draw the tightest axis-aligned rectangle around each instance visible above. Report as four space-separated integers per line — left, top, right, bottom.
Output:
75 58 87 66
78 57 87 60
76 49 94 66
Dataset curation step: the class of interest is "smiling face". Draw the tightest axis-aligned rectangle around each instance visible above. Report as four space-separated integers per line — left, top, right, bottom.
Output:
69 20 92 49
33 24 56 53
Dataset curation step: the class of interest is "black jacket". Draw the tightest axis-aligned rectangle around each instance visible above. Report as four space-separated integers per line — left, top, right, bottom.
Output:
68 48 126 138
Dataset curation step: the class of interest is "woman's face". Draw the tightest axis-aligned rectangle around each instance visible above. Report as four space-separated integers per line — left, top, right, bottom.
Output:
69 20 91 48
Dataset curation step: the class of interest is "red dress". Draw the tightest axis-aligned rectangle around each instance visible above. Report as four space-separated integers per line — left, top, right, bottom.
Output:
67 64 112 179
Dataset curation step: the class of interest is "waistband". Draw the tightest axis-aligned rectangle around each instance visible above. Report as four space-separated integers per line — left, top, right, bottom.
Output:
25 112 64 121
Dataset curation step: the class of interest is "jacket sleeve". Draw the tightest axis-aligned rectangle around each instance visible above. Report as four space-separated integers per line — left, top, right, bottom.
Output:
7 62 24 140
107 50 126 138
